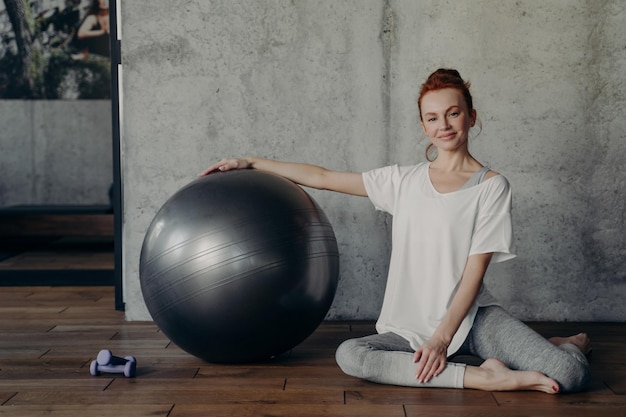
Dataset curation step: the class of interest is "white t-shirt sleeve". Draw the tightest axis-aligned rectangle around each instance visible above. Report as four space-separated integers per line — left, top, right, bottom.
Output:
469 175 516 263
363 164 412 214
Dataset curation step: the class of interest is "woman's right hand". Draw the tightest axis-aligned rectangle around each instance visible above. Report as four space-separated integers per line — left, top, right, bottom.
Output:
198 158 250 177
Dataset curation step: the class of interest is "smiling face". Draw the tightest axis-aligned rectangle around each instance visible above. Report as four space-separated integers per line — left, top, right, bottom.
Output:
420 88 477 155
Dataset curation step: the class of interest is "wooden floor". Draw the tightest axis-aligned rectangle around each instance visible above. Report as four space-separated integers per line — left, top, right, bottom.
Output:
0 208 114 286
0 238 114 286
0 286 625 417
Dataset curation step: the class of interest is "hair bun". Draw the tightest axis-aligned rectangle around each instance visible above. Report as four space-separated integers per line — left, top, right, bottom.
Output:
431 68 462 80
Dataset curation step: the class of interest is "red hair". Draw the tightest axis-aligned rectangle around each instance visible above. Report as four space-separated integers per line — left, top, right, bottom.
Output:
418 69 473 121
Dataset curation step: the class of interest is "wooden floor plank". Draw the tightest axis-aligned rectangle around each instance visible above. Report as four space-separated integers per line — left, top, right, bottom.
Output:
0 331 120 347
0 306 67 317
106 376 286 391
286 376 387 391
0 392 15 405
0 348 49 360
0 378 111 392
196 364 346 379
404 404 626 417
492 389 626 407
345 386 497 406
0 358 91 370
169 404 406 417
7 388 344 406
0 251 113 270
0 404 172 417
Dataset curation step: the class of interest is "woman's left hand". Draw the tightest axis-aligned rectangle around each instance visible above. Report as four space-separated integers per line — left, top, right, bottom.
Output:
413 337 448 383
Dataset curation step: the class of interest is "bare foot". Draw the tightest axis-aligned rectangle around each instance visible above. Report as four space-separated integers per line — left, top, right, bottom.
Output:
464 358 559 394
549 333 591 354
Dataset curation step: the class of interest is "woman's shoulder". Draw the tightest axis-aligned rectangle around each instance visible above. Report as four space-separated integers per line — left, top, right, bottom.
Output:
481 170 511 196
485 169 508 183
484 169 500 181
82 14 98 25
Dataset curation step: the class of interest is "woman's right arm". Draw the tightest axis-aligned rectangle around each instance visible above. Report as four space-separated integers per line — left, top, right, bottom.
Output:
199 157 368 197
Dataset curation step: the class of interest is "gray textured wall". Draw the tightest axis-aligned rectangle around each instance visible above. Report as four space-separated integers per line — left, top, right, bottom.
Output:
120 0 626 322
0 100 113 206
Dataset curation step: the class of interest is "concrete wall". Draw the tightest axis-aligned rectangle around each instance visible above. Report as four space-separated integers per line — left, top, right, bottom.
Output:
0 100 113 206
120 0 626 322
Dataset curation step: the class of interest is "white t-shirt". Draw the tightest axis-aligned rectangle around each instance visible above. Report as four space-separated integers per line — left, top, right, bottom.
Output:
362 163 516 355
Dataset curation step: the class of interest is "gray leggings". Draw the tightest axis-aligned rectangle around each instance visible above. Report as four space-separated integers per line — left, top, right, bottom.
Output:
335 305 590 392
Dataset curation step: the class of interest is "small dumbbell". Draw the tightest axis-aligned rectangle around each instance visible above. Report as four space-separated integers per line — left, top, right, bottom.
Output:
90 349 137 378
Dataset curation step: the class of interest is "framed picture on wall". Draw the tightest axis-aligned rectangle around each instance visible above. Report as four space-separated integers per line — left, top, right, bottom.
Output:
0 0 111 99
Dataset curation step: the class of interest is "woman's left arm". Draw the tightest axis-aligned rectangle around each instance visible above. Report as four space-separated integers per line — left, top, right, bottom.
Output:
414 252 493 383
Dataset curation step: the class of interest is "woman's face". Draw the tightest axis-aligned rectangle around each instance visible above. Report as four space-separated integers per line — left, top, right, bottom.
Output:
420 88 476 154
99 0 109 10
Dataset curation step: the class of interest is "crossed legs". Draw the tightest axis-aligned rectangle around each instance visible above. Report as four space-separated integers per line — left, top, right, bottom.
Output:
335 306 590 393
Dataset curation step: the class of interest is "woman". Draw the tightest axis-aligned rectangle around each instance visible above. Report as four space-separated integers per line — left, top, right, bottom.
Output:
200 69 590 393
75 0 110 58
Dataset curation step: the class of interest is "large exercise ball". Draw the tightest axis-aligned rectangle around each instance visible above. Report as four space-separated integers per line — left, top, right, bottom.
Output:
139 170 339 363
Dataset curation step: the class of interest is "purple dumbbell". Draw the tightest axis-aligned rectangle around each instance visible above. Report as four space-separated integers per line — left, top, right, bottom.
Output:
90 349 137 378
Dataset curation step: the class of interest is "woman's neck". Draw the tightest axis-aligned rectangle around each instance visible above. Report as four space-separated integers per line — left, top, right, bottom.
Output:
429 151 481 173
